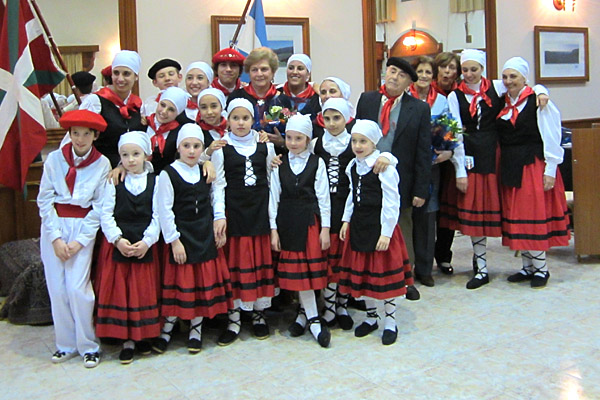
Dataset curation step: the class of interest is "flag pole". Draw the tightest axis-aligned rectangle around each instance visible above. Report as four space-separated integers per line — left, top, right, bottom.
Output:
28 0 82 108
230 0 253 48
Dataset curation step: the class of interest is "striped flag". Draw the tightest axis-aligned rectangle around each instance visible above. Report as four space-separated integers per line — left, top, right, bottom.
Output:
0 0 65 190
235 0 268 55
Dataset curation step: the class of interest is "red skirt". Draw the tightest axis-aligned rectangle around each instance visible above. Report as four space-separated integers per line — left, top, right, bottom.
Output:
224 234 275 303
337 225 410 300
276 221 328 291
438 168 459 230
327 233 344 283
501 158 570 250
95 238 161 341
161 244 233 319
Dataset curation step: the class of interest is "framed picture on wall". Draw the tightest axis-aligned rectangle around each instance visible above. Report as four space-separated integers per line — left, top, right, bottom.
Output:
534 26 589 84
211 16 310 84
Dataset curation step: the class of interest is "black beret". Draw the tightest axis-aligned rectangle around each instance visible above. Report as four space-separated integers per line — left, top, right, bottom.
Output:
386 57 418 82
147 58 182 79
71 71 96 87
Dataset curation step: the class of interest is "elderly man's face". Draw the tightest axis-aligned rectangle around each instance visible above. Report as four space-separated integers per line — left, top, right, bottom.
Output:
384 65 412 96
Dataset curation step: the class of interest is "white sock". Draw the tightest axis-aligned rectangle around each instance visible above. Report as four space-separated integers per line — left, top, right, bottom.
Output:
227 309 241 334
295 305 307 327
364 299 378 326
189 317 203 340
383 298 397 331
336 291 350 317
530 251 548 277
521 251 534 274
123 340 135 350
160 316 177 342
252 303 266 326
471 236 488 276
322 283 337 323
299 290 321 339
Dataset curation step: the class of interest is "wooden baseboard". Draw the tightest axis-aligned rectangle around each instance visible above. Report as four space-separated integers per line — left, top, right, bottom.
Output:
562 117 600 130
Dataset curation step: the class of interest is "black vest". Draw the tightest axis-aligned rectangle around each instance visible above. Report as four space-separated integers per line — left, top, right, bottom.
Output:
496 94 544 188
276 154 320 251
349 164 383 252
313 136 354 234
113 174 156 263
456 83 503 174
98 96 145 168
201 128 217 150
223 143 270 236
150 124 182 174
164 165 217 264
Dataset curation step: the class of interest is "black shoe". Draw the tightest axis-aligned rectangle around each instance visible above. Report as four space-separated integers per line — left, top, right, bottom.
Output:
507 270 533 283
187 338 202 354
354 321 378 337
253 323 270 340
151 337 169 354
382 327 398 345
323 315 337 328
217 329 239 346
466 273 489 290
119 348 134 364
405 285 420 301
136 341 152 355
336 314 354 331
307 317 331 348
531 271 550 288
438 262 454 275
415 273 435 287
347 297 367 311
288 304 307 337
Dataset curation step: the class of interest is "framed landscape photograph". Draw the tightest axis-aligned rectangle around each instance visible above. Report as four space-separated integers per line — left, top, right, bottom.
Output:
534 26 589 84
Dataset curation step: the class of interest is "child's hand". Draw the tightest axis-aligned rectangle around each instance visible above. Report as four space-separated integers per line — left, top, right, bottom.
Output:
339 222 349 241
375 235 390 251
412 196 425 208
171 239 187 264
537 93 549 109
270 154 283 169
213 219 227 249
202 161 216 184
140 115 148 126
433 150 453 164
258 131 270 143
206 139 227 156
267 127 285 148
543 175 556 191
52 238 70 261
66 241 83 257
130 240 149 259
456 177 468 193
108 165 126 185
319 227 330 251
270 229 281 252
373 156 390 174
116 237 134 257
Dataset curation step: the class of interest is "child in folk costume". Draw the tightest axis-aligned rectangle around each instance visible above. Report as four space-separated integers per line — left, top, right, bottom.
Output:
37 110 111 368
497 57 569 288
145 86 189 173
211 47 246 97
212 98 277 345
141 58 183 117
178 61 214 124
338 120 411 346
197 88 228 161
154 124 232 354
269 114 332 348
96 132 161 364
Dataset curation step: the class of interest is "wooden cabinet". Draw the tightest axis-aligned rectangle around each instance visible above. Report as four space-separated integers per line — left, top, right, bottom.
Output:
572 128 600 259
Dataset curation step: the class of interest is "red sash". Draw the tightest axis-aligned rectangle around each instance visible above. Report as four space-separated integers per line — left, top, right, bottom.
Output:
496 86 535 126
96 87 142 119
457 78 493 118
186 98 198 110
55 203 92 218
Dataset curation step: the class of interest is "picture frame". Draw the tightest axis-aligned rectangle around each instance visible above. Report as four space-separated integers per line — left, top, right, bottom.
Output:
534 26 589 84
211 16 310 84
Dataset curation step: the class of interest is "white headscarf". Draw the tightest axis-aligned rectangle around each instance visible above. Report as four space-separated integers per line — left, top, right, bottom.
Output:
502 56 529 81
226 98 254 117
322 98 351 122
351 119 382 146
112 50 141 75
287 54 312 73
198 87 227 111
320 76 355 117
185 61 214 83
176 123 204 148
160 87 190 115
461 49 486 69
286 114 313 139
118 131 152 155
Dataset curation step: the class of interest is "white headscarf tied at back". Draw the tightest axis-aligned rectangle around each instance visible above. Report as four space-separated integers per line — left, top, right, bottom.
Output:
160 87 190 115
351 119 383 146
461 49 486 70
112 50 141 75
322 97 351 122
287 54 312 73
176 123 205 148
320 76 355 117
286 114 313 139
502 57 529 82
185 61 214 83
226 98 255 118
118 131 152 155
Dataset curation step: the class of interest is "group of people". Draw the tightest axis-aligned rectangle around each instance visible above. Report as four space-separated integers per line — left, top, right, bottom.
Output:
37 44 570 369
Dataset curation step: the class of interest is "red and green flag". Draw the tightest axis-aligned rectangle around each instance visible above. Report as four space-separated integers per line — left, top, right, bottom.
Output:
0 0 65 190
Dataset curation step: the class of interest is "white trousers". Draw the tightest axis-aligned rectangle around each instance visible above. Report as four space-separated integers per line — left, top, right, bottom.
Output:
40 220 99 356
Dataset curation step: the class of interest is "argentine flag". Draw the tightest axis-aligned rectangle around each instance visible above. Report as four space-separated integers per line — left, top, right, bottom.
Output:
235 0 268 56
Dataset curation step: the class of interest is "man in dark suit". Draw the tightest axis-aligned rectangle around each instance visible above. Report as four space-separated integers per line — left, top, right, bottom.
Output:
356 57 432 299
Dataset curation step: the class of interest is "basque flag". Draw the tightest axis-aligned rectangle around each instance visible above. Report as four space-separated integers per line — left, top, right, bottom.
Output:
235 0 268 56
0 0 65 190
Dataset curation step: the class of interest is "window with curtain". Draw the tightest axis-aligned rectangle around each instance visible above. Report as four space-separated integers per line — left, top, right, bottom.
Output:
55 45 99 96
450 0 485 13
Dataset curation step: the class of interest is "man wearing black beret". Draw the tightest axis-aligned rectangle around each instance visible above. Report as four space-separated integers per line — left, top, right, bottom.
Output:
356 56 432 300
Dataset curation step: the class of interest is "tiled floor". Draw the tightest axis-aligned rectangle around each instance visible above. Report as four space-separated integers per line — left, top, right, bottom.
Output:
1 234 599 399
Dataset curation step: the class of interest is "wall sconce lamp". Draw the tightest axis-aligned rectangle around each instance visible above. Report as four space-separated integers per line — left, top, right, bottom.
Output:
553 0 577 12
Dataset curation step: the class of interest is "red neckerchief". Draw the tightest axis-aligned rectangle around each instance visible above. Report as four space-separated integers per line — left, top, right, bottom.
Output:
431 80 458 97
243 83 278 101
282 82 316 100
154 92 162 102
147 114 180 156
211 77 241 97
409 83 438 108
457 78 493 118
61 143 102 194
496 86 535 126
198 116 228 137
186 98 198 110
316 112 354 128
379 85 401 136
96 87 142 119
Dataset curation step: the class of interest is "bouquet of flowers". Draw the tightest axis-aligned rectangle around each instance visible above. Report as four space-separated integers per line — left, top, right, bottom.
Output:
260 106 295 134
430 113 462 161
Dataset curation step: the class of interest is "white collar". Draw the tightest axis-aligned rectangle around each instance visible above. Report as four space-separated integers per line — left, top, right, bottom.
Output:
357 149 380 168
324 130 350 143
289 149 310 160
72 146 92 161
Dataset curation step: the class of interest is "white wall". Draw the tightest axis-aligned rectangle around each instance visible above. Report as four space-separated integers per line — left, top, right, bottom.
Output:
496 0 599 120
136 0 365 105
